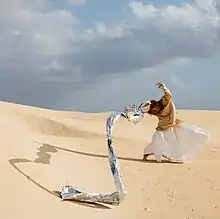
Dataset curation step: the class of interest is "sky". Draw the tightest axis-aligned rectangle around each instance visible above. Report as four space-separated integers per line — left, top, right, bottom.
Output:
0 0 220 112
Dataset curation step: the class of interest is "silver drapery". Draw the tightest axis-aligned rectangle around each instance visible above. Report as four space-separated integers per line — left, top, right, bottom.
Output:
60 106 143 205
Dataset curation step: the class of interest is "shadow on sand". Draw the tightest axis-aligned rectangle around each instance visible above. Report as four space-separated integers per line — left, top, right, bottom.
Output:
8 144 111 209
9 142 179 209
35 142 173 164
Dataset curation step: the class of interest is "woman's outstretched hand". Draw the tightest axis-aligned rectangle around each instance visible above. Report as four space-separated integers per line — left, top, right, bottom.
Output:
155 81 165 89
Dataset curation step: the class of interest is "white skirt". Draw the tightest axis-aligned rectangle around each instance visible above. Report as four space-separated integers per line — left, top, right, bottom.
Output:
144 123 210 162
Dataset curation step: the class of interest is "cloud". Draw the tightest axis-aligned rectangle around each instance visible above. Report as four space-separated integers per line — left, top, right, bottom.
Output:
0 0 220 111
1 0 220 76
68 0 87 5
85 1 220 71
57 58 192 112
194 0 218 9
61 0 220 82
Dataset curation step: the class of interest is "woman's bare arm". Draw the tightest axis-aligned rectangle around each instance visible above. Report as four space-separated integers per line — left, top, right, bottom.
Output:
155 82 172 106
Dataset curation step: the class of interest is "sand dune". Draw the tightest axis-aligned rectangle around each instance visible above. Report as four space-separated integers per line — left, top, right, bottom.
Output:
0 101 219 219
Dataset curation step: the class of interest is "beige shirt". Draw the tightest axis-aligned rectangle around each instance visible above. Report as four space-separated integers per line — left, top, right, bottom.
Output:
156 87 181 131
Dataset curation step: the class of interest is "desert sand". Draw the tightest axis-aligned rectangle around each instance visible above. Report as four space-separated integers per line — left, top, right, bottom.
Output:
0 101 219 219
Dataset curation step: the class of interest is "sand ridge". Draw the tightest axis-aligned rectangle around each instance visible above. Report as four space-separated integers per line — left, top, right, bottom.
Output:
0 101 219 219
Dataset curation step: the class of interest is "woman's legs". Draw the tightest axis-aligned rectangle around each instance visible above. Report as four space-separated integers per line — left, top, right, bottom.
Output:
143 153 154 160
143 130 185 163
143 131 164 162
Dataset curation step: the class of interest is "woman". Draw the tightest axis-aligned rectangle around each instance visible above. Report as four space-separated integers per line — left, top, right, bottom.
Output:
138 82 210 163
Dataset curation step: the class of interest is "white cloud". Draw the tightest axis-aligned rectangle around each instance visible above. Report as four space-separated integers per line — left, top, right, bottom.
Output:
0 0 220 110
194 0 217 10
71 1 220 79
68 0 87 5
1 0 220 75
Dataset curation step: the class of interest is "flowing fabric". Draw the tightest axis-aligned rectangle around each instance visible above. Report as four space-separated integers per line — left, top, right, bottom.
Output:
144 123 210 162
60 109 143 205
